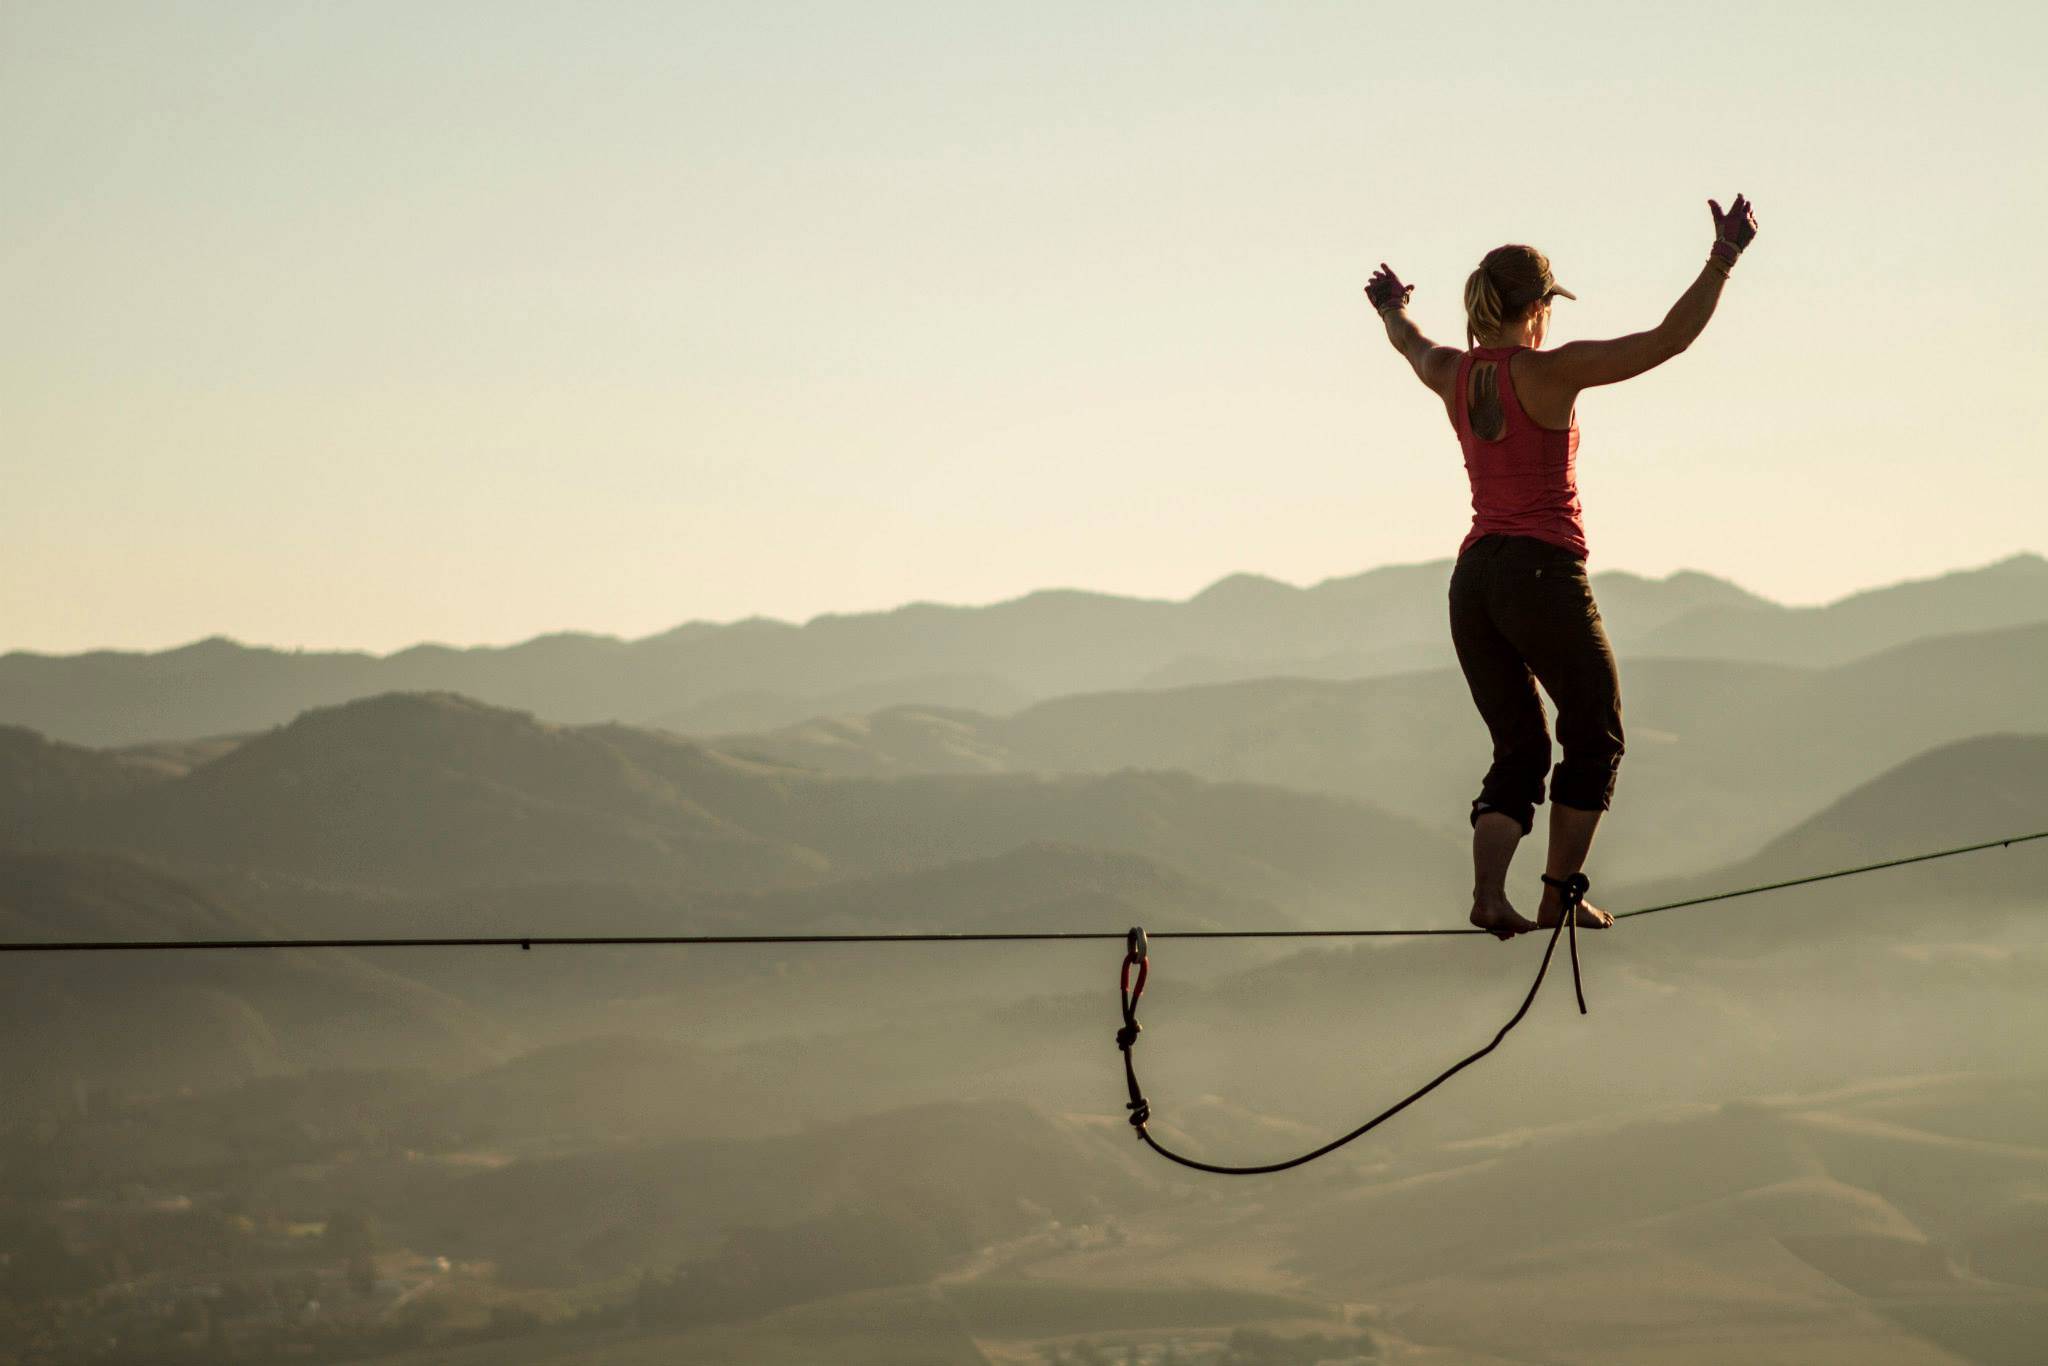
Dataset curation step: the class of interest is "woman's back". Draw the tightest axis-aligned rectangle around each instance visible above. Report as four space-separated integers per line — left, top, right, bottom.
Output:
1449 345 1586 560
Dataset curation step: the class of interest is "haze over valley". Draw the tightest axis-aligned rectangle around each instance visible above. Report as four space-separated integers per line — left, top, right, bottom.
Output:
4 552 2046 1364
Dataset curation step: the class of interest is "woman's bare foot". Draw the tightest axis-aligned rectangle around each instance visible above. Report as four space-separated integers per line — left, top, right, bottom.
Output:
1535 885 1615 929
1470 894 1538 940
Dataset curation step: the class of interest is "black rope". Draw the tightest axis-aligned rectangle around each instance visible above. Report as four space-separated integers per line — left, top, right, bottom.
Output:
1541 871 1590 1016
0 928 1471 953
2 827 2040 954
1612 829 2047 920
3 828 2040 1176
1117 874 1593 1176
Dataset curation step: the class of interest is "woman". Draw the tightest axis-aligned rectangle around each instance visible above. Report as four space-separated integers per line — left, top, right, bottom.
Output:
1365 195 1759 938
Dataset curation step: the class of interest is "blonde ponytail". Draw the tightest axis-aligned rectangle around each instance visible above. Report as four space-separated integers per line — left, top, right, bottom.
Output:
1464 268 1505 351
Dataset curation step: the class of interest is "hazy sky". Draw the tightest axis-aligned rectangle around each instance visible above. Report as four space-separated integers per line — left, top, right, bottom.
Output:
6 1 2043 654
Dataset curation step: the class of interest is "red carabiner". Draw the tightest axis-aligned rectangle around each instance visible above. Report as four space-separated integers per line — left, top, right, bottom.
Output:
1120 926 1149 1003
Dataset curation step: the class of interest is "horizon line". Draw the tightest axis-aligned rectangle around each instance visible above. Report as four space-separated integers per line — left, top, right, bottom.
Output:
6 548 2042 662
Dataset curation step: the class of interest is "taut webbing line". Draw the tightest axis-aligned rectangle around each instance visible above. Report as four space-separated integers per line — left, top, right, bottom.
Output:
1611 829 2045 920
3 829 2042 954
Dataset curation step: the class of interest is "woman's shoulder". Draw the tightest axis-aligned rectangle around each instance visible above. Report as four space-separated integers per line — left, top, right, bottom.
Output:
1505 348 1577 430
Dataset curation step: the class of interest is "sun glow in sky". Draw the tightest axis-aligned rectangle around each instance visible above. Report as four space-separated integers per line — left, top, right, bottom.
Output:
6 0 2043 653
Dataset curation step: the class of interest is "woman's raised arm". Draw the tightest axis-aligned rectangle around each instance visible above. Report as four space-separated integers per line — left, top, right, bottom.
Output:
1538 194 1758 392
1366 262 1461 392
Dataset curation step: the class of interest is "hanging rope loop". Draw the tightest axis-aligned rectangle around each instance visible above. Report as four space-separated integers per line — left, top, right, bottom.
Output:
1115 876 1599 1175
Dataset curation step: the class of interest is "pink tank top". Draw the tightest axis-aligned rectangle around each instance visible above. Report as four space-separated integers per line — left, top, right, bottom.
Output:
1454 345 1588 560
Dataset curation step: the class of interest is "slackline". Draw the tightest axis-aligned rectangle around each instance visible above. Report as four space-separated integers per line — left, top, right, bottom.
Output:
1 828 2039 953
3 827 2041 1176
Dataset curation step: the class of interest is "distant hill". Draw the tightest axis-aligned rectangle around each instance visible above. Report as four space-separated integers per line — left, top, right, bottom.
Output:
653 671 1035 735
1134 562 1773 690
386 1099 1154 1287
1623 731 2048 927
27 692 1464 919
714 618 2048 880
0 558 1785 746
39 692 829 893
0 724 174 843
23 615 2048 899
7 553 2037 751
0 851 504 1098
1636 551 2048 665
221 840 1302 1051
1233 1075 2048 1363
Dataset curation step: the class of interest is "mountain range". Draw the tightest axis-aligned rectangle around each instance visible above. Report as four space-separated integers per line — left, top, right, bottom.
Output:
14 692 1460 921
6 683 2043 1105
680 616 2048 880
5 552 2040 747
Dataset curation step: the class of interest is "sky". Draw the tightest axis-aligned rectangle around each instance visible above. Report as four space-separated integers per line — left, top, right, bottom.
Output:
5 0 2043 654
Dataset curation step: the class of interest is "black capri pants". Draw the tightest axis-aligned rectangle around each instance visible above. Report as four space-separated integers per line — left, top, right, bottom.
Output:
1448 533 1624 836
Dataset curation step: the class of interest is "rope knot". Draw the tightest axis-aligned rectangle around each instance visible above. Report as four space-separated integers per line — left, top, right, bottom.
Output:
1115 1022 1141 1052
1539 872 1593 1016
1540 871 1591 906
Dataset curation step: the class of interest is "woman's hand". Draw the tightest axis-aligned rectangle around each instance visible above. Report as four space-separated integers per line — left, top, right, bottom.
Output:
1365 262 1413 313
1709 193 1758 253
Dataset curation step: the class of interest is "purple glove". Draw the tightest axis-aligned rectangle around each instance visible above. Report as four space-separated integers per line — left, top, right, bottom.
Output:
1709 194 1758 256
1365 262 1413 313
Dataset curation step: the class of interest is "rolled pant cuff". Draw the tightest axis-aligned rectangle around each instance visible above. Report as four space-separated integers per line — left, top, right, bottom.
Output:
1547 781 1616 814
1471 799 1535 838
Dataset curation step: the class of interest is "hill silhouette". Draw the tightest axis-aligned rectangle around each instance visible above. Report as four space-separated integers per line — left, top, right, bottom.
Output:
40 693 826 892
0 851 503 1098
1617 731 2048 938
713 618 2048 880
1636 550 2048 665
0 724 173 845
1738 731 2048 873
28 692 1463 919
18 554 2038 748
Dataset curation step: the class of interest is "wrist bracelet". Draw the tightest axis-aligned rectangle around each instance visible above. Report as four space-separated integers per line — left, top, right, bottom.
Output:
1709 240 1741 266
1705 254 1733 280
